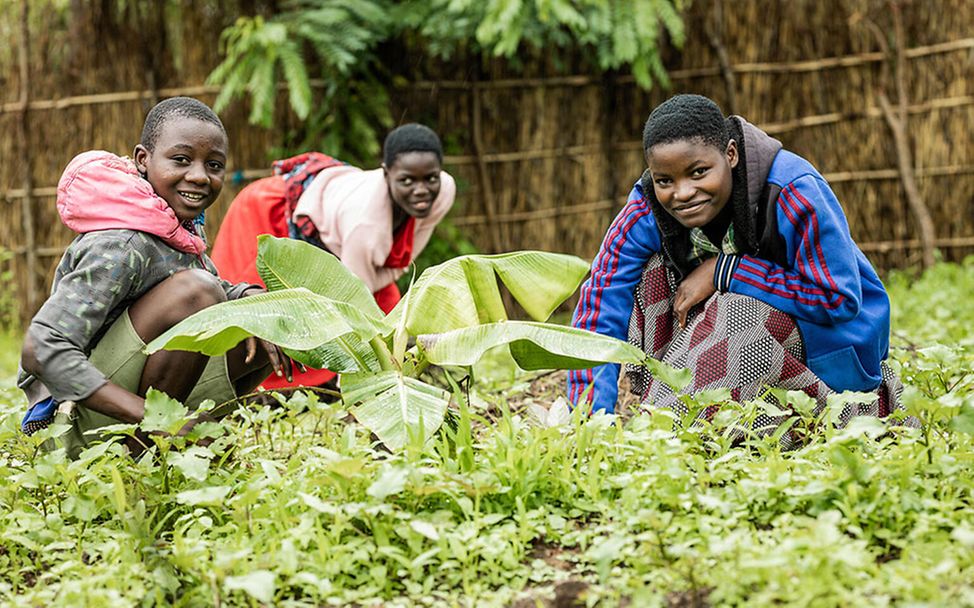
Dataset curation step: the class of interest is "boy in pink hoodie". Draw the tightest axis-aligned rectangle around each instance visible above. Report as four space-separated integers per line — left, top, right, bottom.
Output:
18 97 290 458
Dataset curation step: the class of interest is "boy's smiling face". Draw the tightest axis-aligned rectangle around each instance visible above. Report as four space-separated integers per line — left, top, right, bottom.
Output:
646 138 738 229
383 151 442 219
134 118 228 222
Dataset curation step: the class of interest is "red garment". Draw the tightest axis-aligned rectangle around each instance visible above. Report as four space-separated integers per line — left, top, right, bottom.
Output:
211 176 289 286
210 174 413 390
372 217 413 312
384 216 415 268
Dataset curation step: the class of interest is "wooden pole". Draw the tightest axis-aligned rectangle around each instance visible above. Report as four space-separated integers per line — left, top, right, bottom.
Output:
877 0 937 270
7 158 974 203
600 71 619 208
857 236 974 254
471 76 504 252
138 0 164 109
18 0 38 313
706 0 738 115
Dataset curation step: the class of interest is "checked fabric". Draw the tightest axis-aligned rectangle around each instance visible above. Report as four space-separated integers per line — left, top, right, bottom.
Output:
625 254 915 447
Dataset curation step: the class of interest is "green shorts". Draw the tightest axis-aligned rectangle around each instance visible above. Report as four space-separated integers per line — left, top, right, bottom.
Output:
52 310 237 459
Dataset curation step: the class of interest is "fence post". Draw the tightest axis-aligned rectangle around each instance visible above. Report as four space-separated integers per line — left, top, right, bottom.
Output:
872 0 937 270
18 0 38 314
706 0 738 115
471 75 504 253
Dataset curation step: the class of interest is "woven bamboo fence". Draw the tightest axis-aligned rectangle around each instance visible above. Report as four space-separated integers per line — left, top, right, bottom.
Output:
1 0 972 325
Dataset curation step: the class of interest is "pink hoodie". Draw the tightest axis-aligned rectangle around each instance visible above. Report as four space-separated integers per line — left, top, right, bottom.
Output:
56 150 206 255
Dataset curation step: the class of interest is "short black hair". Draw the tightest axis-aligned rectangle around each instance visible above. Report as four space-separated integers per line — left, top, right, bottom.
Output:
642 94 729 152
382 123 443 167
140 97 226 151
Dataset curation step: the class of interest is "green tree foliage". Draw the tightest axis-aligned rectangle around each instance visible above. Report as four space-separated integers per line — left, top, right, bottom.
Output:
207 0 687 161
207 0 393 164
400 0 686 87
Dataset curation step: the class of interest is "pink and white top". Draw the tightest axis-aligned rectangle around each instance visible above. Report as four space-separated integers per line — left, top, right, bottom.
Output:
293 166 456 292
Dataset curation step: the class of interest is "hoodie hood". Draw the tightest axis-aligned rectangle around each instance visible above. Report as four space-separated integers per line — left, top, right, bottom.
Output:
735 116 782 201
640 116 782 278
57 151 207 255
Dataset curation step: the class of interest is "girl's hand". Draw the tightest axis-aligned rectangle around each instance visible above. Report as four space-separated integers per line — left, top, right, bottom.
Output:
673 256 718 329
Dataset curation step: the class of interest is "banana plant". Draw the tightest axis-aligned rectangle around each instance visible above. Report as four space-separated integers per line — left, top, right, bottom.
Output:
147 236 645 450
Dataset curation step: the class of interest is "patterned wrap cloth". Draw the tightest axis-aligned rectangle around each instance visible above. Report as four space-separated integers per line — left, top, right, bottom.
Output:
626 253 917 449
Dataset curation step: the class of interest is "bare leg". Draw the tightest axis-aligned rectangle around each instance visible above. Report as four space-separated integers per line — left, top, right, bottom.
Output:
128 269 227 401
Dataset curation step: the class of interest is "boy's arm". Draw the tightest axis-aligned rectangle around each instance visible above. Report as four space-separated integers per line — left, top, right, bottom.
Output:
23 329 144 422
201 253 264 300
224 280 264 300
713 174 862 325
567 187 660 413
23 235 146 406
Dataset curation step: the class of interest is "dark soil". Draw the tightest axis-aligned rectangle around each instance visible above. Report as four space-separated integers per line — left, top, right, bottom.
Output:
665 587 712 608
500 370 642 421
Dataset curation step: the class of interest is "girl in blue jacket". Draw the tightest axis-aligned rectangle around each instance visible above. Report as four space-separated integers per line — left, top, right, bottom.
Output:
569 94 907 433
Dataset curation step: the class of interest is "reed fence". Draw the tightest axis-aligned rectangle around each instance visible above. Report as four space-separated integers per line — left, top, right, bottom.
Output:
1 0 972 325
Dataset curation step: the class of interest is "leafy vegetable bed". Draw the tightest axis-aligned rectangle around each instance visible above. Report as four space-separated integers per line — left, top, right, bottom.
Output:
1 259 973 607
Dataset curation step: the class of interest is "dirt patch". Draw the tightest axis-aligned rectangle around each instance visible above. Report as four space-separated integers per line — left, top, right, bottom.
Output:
665 587 712 608
500 370 642 421
509 579 591 608
528 540 578 571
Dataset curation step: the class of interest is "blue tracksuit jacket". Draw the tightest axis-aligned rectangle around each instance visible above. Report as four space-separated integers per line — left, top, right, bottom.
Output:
568 117 891 413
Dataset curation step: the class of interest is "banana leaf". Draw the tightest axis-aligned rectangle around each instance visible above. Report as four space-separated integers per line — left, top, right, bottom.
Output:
256 235 384 318
417 321 646 370
386 251 590 335
297 334 381 373
145 288 391 368
342 371 451 451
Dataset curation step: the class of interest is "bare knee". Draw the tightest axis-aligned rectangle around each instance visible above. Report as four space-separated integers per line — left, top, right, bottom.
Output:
129 269 227 341
20 331 40 376
165 269 228 315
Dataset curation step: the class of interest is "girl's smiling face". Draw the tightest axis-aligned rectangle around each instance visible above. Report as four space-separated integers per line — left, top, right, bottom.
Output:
646 138 738 229
134 118 228 222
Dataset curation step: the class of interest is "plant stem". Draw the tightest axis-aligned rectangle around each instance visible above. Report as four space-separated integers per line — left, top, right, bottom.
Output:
370 336 397 371
336 335 372 371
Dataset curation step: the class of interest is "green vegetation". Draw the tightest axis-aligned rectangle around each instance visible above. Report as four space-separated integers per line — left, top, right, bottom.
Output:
208 0 686 163
208 0 394 163
1 258 973 606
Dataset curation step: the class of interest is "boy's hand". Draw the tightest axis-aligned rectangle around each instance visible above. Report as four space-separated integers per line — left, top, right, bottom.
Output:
244 337 294 382
673 256 718 329
239 286 303 380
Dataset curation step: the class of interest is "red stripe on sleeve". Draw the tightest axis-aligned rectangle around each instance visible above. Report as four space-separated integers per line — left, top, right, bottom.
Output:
780 186 825 289
787 183 842 294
